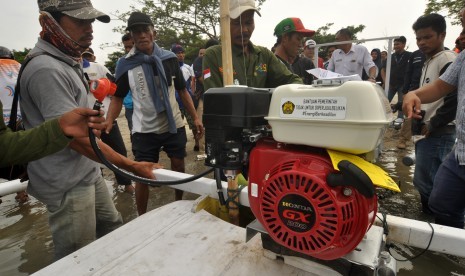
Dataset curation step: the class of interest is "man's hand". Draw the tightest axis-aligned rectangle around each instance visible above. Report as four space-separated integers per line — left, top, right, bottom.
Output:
402 92 423 120
104 118 115 134
59 108 106 138
193 118 204 140
130 162 164 180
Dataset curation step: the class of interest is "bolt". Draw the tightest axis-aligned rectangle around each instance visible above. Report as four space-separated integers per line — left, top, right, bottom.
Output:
379 251 391 263
343 188 352 196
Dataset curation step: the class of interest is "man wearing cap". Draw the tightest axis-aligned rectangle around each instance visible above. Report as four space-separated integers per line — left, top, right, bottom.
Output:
19 0 158 260
106 11 203 215
203 0 302 90
327 28 377 80
273 18 315 85
303 39 324 69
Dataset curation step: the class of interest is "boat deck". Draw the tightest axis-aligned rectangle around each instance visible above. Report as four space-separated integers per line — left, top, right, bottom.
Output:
33 200 318 275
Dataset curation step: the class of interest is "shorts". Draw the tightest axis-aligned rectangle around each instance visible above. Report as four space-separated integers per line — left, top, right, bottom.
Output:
132 127 187 162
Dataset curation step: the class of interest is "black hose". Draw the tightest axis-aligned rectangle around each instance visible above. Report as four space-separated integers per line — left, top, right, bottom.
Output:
88 103 213 186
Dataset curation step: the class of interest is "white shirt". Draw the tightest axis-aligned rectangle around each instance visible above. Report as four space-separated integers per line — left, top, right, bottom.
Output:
83 61 112 114
180 63 194 82
327 44 376 78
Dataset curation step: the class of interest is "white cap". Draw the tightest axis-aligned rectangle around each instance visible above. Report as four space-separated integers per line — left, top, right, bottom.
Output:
305 39 316 48
229 0 261 19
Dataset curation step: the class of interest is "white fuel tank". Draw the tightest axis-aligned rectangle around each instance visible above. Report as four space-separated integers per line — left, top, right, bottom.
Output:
266 81 393 154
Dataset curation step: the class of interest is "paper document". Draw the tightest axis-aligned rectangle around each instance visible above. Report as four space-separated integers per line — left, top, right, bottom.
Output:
307 68 362 81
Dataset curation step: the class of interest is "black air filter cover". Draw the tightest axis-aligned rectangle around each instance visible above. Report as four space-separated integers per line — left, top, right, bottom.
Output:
203 86 272 130
203 86 272 169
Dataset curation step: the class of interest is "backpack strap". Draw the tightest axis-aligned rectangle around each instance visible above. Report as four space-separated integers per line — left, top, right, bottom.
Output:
7 52 48 131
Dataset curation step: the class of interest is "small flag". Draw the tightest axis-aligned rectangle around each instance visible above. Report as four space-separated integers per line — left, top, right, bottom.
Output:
203 68 211 79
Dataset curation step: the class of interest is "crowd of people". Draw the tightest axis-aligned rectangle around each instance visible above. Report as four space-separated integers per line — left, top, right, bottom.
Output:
1 0 465 267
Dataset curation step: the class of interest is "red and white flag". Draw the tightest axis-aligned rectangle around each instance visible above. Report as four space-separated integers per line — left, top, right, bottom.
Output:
203 68 211 79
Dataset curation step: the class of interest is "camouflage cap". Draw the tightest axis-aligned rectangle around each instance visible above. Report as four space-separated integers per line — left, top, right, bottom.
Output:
38 0 110 23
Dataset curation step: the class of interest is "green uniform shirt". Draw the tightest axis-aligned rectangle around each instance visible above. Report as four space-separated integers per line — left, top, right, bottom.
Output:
0 100 71 167
203 42 302 91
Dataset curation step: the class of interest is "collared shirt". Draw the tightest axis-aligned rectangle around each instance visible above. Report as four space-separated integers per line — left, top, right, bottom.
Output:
440 50 465 164
203 42 302 91
327 44 376 78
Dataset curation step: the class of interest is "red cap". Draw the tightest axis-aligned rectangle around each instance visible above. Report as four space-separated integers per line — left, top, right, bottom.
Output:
274 18 315 37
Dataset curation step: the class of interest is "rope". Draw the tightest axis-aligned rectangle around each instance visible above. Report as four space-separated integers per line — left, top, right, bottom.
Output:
225 185 247 210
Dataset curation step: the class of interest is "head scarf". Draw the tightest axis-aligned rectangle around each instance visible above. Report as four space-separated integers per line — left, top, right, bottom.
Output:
39 11 84 60
371 48 382 69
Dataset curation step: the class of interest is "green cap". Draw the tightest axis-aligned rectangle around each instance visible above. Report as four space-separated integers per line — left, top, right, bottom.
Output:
274 18 315 37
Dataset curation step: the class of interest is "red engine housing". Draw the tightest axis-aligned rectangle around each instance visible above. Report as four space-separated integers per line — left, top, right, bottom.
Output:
248 139 377 260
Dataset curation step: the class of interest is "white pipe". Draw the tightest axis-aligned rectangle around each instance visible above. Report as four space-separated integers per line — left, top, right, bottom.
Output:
377 215 465 258
0 179 28 196
154 168 465 258
155 169 250 207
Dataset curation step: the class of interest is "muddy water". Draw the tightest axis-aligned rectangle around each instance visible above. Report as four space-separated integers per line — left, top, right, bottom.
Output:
0 117 464 275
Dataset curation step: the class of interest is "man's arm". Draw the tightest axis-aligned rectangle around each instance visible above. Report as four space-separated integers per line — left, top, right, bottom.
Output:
367 66 377 82
172 61 204 138
105 73 129 133
0 105 105 167
105 97 123 133
202 47 224 91
402 78 456 119
68 138 157 179
178 88 204 138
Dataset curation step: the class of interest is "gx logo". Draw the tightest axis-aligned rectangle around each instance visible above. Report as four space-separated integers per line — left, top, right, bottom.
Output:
283 209 311 223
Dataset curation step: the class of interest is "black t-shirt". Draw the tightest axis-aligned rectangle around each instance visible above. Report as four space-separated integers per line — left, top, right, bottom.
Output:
292 56 315 85
114 57 186 98
275 55 315 85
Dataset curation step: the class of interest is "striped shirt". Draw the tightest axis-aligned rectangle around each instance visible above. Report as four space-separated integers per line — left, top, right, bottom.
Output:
440 50 465 164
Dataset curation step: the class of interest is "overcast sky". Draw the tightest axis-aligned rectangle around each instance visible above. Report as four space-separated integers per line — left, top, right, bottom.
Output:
2 0 463 63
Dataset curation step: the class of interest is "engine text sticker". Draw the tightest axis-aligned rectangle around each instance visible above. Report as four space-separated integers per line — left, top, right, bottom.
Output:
280 97 347 120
